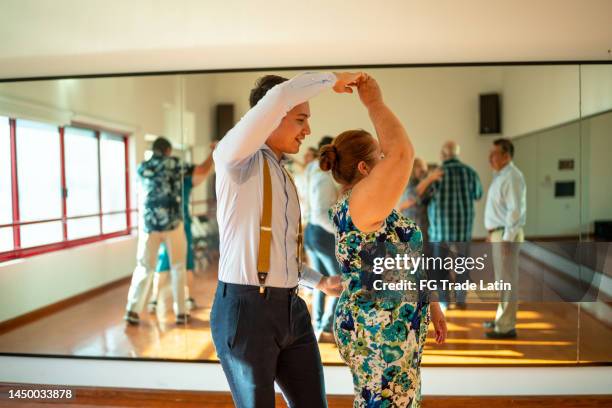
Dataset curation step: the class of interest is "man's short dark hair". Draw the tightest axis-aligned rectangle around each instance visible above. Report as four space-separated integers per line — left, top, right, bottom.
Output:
152 137 172 155
249 75 288 108
318 136 334 150
493 138 514 158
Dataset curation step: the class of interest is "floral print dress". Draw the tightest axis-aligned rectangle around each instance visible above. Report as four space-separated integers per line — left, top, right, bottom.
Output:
330 191 430 408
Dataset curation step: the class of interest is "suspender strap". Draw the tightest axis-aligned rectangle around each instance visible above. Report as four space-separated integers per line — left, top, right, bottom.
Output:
284 169 304 276
257 158 273 291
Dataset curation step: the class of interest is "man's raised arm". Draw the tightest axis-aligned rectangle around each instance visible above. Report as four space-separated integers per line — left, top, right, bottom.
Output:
213 72 360 168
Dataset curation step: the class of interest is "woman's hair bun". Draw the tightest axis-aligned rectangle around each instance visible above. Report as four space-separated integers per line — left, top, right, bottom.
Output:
318 144 337 172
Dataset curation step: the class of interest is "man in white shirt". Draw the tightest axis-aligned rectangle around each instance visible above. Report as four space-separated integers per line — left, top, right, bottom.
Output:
304 136 340 342
211 72 360 408
483 138 526 339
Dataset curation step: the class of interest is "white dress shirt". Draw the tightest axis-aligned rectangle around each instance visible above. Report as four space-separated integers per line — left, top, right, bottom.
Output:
484 161 527 241
213 72 336 288
305 160 338 234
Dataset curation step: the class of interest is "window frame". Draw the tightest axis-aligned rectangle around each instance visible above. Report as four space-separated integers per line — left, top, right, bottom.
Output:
0 118 133 262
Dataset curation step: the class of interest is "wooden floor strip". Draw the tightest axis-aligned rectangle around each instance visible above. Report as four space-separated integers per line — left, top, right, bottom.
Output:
1 383 611 407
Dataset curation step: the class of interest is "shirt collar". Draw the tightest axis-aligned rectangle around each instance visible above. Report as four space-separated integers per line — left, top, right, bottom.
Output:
261 143 290 165
443 157 460 164
495 161 515 176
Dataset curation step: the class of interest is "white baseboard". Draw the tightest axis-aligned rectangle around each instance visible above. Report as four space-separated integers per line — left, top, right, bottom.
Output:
1 356 611 396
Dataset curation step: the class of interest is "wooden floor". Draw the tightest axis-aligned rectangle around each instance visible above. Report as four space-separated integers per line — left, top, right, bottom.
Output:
1 383 611 408
0 261 610 365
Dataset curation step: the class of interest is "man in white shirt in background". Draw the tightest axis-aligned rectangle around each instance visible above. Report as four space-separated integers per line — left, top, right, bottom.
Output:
211 71 361 408
483 138 527 339
304 136 340 343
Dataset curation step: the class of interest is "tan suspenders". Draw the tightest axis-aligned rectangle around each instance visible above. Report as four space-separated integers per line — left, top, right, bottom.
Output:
257 159 273 292
257 155 303 293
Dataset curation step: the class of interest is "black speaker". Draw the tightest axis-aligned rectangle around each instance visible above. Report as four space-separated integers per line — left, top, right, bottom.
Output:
479 93 501 134
215 104 234 140
594 220 612 241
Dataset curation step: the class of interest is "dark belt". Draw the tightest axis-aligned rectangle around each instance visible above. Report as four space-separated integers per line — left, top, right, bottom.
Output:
219 281 299 300
488 227 505 234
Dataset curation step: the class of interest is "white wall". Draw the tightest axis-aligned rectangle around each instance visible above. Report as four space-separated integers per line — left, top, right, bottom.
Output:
1 0 611 78
514 123 582 237
514 111 612 237
2 356 612 395
501 65 580 138
583 112 612 232
0 236 136 323
182 75 216 208
581 65 612 117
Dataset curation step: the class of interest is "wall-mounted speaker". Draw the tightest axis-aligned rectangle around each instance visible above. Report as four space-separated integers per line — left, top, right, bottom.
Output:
479 93 501 134
215 104 234 141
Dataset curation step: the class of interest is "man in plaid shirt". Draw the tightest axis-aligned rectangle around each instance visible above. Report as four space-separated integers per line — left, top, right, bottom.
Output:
427 141 483 309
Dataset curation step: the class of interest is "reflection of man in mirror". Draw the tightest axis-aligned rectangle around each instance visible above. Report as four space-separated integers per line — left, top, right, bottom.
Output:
210 72 358 407
148 141 217 314
123 137 214 326
428 141 483 310
483 138 526 339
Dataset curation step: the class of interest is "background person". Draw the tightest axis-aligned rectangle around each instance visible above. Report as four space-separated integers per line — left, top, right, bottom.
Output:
397 157 443 243
483 138 526 339
427 141 483 310
148 142 216 314
304 136 340 342
124 137 212 325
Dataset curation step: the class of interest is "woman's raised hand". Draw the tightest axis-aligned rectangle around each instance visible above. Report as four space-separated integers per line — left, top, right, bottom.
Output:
356 74 383 108
332 72 366 94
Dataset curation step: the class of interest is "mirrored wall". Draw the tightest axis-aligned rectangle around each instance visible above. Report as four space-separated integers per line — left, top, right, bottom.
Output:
0 63 610 365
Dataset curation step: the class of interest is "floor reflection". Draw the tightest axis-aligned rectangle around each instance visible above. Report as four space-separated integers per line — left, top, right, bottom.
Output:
0 260 610 365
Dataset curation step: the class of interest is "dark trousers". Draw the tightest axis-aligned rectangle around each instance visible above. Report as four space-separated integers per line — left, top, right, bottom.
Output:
304 224 339 333
210 282 327 408
429 242 471 306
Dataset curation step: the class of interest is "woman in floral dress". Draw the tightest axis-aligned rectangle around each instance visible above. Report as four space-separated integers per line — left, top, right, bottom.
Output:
319 74 447 408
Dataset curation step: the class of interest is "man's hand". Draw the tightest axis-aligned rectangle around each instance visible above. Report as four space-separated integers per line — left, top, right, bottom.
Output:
333 72 365 94
316 275 343 297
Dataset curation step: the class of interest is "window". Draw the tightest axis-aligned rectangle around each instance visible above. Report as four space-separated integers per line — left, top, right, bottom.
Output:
16 120 63 248
0 117 13 252
100 132 127 234
0 118 132 262
65 127 100 240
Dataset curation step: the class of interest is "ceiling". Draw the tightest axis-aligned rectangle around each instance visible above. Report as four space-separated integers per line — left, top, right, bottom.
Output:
1 0 611 79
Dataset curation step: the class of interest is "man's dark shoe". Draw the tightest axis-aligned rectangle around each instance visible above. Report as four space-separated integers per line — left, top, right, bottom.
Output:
124 311 140 325
482 320 495 329
176 313 190 325
485 329 517 339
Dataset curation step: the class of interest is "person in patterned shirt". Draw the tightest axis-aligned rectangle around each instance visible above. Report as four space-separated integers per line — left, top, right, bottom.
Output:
124 137 213 325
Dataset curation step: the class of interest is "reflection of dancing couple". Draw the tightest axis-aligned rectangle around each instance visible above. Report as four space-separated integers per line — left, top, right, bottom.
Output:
211 72 447 408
